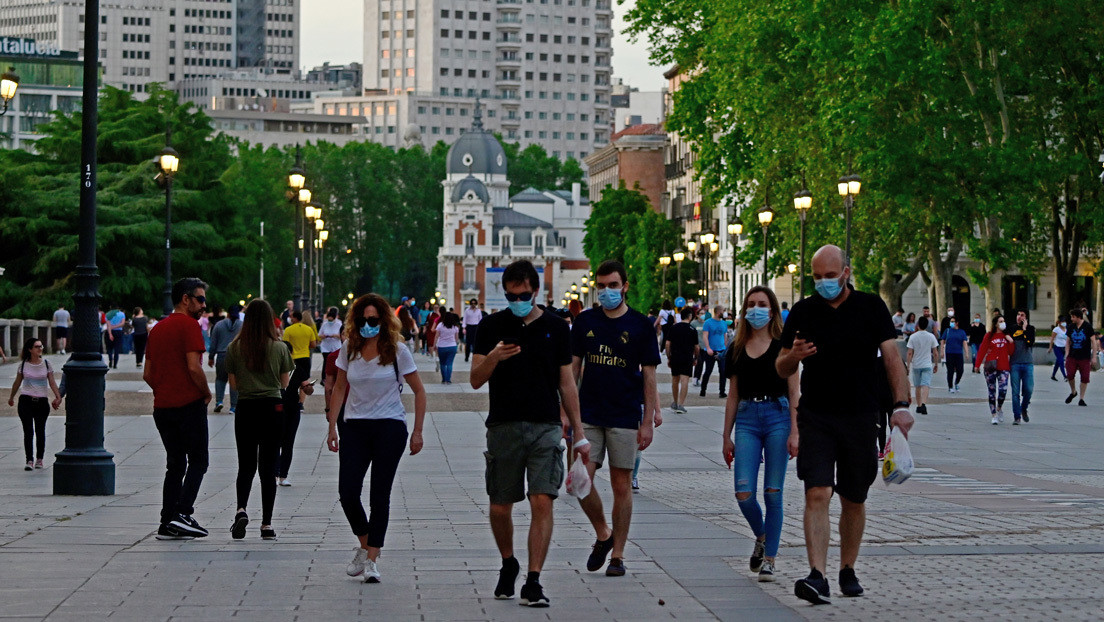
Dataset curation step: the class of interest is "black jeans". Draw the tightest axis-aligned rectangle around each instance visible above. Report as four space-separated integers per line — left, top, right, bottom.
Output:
277 356 311 478
235 397 283 524
18 395 49 461
946 352 964 389
337 417 408 547
133 332 148 365
464 324 478 361
699 349 727 395
153 399 209 524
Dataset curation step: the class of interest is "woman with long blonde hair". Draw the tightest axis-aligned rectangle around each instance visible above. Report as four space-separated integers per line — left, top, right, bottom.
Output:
721 286 800 582
327 294 427 583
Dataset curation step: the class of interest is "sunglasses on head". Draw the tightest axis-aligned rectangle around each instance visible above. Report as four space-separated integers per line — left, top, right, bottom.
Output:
504 292 533 302
354 316 381 328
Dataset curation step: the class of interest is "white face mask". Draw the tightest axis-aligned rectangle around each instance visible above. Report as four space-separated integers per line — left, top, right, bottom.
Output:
999 322 1007 331
947 310 955 317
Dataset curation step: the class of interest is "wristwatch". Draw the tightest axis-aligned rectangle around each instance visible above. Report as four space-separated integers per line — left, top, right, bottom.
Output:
892 400 910 409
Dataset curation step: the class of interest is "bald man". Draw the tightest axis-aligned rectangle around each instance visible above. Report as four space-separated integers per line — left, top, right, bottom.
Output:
776 245 913 605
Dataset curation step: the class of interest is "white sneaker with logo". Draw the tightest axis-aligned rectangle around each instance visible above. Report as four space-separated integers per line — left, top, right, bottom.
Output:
347 547 368 577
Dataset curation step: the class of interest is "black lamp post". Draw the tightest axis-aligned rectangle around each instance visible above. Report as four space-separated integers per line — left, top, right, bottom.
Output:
698 230 715 306
157 132 180 318
287 146 307 312
793 183 812 300
0 66 19 116
54 0 115 496
672 250 685 299
837 173 861 261
727 221 743 312
658 255 671 299
758 205 774 283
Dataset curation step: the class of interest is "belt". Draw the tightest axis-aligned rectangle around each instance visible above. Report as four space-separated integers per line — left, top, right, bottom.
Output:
746 395 782 403
23 396 47 402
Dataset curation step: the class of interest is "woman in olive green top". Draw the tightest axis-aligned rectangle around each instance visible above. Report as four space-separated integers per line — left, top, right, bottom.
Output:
227 300 294 540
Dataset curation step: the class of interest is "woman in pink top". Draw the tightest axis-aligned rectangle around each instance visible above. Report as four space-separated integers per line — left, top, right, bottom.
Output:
7 338 62 470
434 312 461 384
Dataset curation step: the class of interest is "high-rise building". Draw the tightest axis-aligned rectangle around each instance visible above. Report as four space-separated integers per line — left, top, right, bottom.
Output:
0 0 300 95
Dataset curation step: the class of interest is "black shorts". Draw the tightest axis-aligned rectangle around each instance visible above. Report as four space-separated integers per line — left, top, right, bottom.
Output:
796 408 878 503
55 326 68 338
669 361 693 377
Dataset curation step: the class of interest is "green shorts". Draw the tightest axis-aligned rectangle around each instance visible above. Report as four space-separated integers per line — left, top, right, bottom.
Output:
485 421 565 505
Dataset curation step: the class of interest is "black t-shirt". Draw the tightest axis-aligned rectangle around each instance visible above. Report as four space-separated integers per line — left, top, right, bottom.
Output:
967 323 987 346
727 339 787 399
667 322 698 366
780 287 897 416
474 309 571 426
132 316 149 335
570 307 661 429
1068 322 1096 360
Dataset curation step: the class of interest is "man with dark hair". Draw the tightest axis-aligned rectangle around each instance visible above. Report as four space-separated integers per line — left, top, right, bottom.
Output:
666 308 698 413
1065 308 1098 406
1008 310 1036 423
571 259 658 578
463 298 483 362
471 259 589 607
777 246 913 604
144 277 212 540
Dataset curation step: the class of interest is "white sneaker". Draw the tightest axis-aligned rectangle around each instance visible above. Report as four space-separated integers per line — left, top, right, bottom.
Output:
758 559 775 582
991 415 999 425
347 547 368 577
363 559 381 583
278 478 291 487
997 410 1005 423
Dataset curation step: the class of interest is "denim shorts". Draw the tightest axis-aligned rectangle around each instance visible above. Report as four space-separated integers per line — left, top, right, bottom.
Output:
910 366 933 387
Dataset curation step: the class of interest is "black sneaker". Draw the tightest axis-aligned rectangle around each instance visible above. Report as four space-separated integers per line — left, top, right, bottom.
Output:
231 511 248 540
494 557 520 599
916 404 928 415
260 528 277 540
213 403 223 413
586 536 614 571
1066 393 1077 404
794 570 831 605
1022 408 1029 423
839 567 864 597
169 514 208 538
605 557 626 577
519 581 550 607
750 539 765 572
1079 399 1088 407
155 523 194 541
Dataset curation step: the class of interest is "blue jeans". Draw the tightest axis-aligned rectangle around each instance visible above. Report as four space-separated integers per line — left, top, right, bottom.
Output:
1009 363 1034 418
733 397 791 558
438 346 458 383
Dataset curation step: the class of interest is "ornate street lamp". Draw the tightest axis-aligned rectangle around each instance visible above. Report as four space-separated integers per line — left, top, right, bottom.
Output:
727 221 743 311
672 249 686 299
156 131 180 317
837 172 861 261
793 181 813 299
787 263 798 305
287 146 308 312
0 67 20 116
658 255 671 299
758 205 774 283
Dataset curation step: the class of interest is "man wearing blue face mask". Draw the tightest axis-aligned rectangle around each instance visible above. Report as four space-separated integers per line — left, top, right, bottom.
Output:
776 245 913 605
569 260 659 579
701 305 730 398
470 260 590 607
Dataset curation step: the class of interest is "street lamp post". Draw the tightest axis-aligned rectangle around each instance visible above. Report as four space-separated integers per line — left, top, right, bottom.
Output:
672 250 685 298
787 263 798 305
55 0 115 495
658 255 671 300
313 217 324 315
687 240 698 303
758 206 774 283
0 66 20 116
727 222 743 312
699 230 715 306
303 203 319 314
793 184 812 300
319 229 329 310
837 173 861 261
287 147 307 312
157 130 180 318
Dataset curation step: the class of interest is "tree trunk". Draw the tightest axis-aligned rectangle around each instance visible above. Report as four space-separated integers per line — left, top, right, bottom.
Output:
877 256 924 313
926 237 966 319
982 271 1002 323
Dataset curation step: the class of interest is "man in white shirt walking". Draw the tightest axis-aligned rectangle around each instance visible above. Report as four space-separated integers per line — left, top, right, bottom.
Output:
462 298 484 362
53 305 71 354
906 316 940 415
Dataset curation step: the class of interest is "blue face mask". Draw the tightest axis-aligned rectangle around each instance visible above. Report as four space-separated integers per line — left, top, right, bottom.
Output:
508 300 533 317
744 306 771 330
597 288 623 310
814 275 845 301
359 324 380 339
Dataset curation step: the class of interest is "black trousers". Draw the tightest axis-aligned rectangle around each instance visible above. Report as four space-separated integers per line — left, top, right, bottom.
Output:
235 397 283 524
699 349 727 395
18 395 49 461
152 399 209 524
133 333 148 365
945 352 964 389
337 417 408 547
277 356 311 478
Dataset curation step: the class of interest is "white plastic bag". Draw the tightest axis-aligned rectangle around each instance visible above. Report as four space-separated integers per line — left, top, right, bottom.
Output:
881 426 914 485
565 454 592 498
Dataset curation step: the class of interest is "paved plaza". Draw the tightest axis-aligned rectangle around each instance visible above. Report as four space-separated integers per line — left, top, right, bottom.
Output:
2 351 1103 621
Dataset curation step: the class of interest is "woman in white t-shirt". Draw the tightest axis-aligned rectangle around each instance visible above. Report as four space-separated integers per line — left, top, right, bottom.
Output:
1049 318 1069 381
7 338 62 470
326 294 426 584
318 306 344 383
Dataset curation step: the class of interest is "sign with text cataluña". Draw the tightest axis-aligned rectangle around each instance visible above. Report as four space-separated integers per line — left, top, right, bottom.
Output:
0 36 78 60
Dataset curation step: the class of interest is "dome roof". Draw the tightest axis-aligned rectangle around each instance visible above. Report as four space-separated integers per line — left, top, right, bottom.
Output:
451 175 491 203
446 100 507 177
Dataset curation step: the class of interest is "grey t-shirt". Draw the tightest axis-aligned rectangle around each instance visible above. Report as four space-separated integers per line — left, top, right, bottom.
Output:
53 309 70 327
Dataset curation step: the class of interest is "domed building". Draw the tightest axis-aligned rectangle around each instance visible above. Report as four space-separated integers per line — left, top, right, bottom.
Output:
437 102 591 312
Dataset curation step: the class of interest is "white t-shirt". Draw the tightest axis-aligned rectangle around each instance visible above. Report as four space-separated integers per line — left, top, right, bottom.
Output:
335 341 417 421
1052 326 1068 348
907 330 940 369
658 308 675 326
318 319 343 353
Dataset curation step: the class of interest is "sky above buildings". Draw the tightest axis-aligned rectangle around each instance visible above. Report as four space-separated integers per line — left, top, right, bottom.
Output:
300 0 665 91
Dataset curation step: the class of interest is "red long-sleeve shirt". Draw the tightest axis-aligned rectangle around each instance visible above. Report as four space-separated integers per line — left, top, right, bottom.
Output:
976 331 1015 372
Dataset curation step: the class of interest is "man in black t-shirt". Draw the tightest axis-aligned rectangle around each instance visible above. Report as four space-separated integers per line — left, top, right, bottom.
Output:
776 245 913 605
570 260 659 578
665 308 698 413
1064 307 1099 406
470 260 590 608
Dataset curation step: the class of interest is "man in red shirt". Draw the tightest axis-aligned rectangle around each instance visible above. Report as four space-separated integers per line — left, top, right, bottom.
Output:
144 277 213 540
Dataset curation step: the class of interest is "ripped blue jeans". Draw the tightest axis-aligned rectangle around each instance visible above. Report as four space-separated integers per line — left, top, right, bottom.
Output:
733 397 791 558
